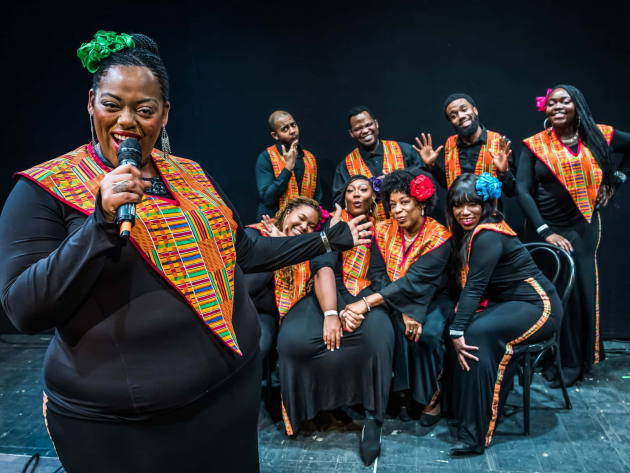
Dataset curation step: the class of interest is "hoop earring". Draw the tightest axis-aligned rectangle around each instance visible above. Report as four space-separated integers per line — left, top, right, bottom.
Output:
543 117 551 130
161 126 171 155
89 114 96 146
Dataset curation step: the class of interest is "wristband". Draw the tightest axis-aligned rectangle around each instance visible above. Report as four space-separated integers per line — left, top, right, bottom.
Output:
324 310 338 317
320 231 332 253
362 297 371 312
449 329 464 338
536 224 549 235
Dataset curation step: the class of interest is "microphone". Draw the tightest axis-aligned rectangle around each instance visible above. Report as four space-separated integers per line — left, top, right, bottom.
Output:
115 138 142 239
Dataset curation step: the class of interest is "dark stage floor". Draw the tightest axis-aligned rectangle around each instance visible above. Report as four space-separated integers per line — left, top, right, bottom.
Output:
1 334 629 472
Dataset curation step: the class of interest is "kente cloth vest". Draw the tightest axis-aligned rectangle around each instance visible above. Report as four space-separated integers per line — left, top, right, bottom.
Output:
267 145 318 210
459 221 517 287
18 144 242 355
444 130 503 188
344 140 405 220
274 262 311 321
375 217 451 282
523 124 614 223
340 209 372 296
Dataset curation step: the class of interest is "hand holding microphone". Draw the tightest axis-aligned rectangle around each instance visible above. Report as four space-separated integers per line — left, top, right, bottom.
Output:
98 139 150 238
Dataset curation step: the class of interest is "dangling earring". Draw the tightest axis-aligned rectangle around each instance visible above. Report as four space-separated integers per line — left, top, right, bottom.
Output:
543 117 551 130
576 116 582 131
89 114 96 146
421 206 425 217
161 126 171 155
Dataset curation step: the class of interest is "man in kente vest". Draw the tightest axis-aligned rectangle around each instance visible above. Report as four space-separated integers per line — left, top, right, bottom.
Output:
255 110 322 219
414 93 515 196
332 105 422 220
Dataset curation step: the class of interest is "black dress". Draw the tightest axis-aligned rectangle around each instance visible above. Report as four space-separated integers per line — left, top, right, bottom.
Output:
448 226 562 451
516 128 630 383
277 249 395 433
0 162 354 473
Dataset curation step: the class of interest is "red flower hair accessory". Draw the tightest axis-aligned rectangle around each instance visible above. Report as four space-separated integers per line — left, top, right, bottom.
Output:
536 88 552 112
409 174 434 202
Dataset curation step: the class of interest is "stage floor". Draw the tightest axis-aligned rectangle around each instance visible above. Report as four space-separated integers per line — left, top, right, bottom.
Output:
1 334 629 472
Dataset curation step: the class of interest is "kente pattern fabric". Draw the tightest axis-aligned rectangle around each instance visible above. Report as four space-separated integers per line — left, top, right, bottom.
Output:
246 222 270 237
340 209 372 296
459 221 517 287
267 145 318 211
274 262 311 321
18 144 242 354
522 124 614 223
344 140 405 220
444 130 503 188
375 217 451 282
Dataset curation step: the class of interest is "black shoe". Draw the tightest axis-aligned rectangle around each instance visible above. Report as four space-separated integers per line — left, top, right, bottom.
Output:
359 418 382 466
449 443 484 456
398 405 412 421
419 412 441 427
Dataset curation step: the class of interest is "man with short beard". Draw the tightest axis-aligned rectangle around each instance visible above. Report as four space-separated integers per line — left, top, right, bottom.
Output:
255 110 323 219
414 93 515 196
333 105 422 220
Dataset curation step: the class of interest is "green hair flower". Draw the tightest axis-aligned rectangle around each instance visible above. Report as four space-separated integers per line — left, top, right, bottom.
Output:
77 30 135 73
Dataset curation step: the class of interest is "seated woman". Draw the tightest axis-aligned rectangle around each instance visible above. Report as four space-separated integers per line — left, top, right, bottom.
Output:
339 170 452 460
446 173 562 456
245 197 322 360
277 175 394 466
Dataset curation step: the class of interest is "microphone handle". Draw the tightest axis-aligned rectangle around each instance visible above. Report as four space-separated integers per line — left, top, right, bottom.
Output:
116 157 139 239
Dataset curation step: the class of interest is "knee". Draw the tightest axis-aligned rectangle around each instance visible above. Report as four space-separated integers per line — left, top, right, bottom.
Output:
419 328 443 351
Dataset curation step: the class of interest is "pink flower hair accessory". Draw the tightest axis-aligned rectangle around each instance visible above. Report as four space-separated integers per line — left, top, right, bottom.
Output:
315 206 330 231
409 174 435 202
536 88 552 112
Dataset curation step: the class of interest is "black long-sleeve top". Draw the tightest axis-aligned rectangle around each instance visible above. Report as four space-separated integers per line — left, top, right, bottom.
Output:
516 128 630 230
430 128 516 197
332 140 421 200
0 173 353 421
255 144 323 219
451 230 545 333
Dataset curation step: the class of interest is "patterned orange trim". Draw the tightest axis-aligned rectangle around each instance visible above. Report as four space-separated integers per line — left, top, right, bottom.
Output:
267 145 318 210
274 262 312 321
523 124 614 223
484 277 551 447
344 140 405 220
246 222 270 237
444 130 503 188
375 217 451 282
593 213 602 364
459 222 517 287
281 398 294 435
18 144 242 354
340 209 373 296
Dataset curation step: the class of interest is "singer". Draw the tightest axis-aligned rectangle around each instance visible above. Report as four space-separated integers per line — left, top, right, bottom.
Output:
0 31 371 473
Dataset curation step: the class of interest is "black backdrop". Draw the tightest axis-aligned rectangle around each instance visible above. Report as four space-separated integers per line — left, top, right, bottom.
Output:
2 1 629 337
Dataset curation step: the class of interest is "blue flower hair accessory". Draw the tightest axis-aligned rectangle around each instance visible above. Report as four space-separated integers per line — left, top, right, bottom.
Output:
475 173 502 201
368 176 382 193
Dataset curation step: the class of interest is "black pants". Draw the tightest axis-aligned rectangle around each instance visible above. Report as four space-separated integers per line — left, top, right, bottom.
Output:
449 278 560 450
45 353 262 473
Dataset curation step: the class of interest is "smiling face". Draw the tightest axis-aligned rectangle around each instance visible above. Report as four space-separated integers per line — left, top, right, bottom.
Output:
452 202 483 231
348 111 380 149
344 178 374 217
445 98 479 137
88 65 170 167
389 191 424 232
271 113 300 146
545 88 577 130
281 204 320 236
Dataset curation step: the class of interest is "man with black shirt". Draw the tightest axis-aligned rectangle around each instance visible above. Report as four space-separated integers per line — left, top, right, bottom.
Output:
255 110 323 219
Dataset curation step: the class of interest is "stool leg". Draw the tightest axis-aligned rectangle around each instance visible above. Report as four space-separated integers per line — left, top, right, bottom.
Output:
553 343 572 410
523 352 531 435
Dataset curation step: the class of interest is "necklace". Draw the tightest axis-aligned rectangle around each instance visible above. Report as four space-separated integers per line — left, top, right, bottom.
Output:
403 232 418 243
560 131 579 147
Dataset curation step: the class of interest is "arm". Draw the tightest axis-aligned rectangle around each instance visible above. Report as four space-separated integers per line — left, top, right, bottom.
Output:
401 142 423 169
255 150 292 208
332 160 350 204
611 129 630 174
314 160 324 204
450 231 503 333
516 147 548 232
0 179 120 334
311 253 342 350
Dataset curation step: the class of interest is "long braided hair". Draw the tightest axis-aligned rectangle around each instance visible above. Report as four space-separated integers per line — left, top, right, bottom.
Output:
552 84 615 186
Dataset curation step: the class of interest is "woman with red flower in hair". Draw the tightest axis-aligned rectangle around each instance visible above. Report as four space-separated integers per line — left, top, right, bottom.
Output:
341 169 453 454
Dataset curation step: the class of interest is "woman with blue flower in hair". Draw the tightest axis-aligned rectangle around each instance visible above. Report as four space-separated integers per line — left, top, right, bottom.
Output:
0 31 371 473
445 172 562 456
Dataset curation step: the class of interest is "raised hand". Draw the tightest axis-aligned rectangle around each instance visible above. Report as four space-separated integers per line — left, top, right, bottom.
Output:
99 164 151 223
281 141 299 172
323 315 342 351
402 314 422 343
489 136 512 174
451 335 479 371
413 133 444 168
329 203 372 246
261 214 284 237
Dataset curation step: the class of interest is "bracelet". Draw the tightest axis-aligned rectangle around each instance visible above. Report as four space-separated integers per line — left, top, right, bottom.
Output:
536 224 549 235
449 329 464 338
324 310 339 317
362 297 371 312
320 231 332 253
